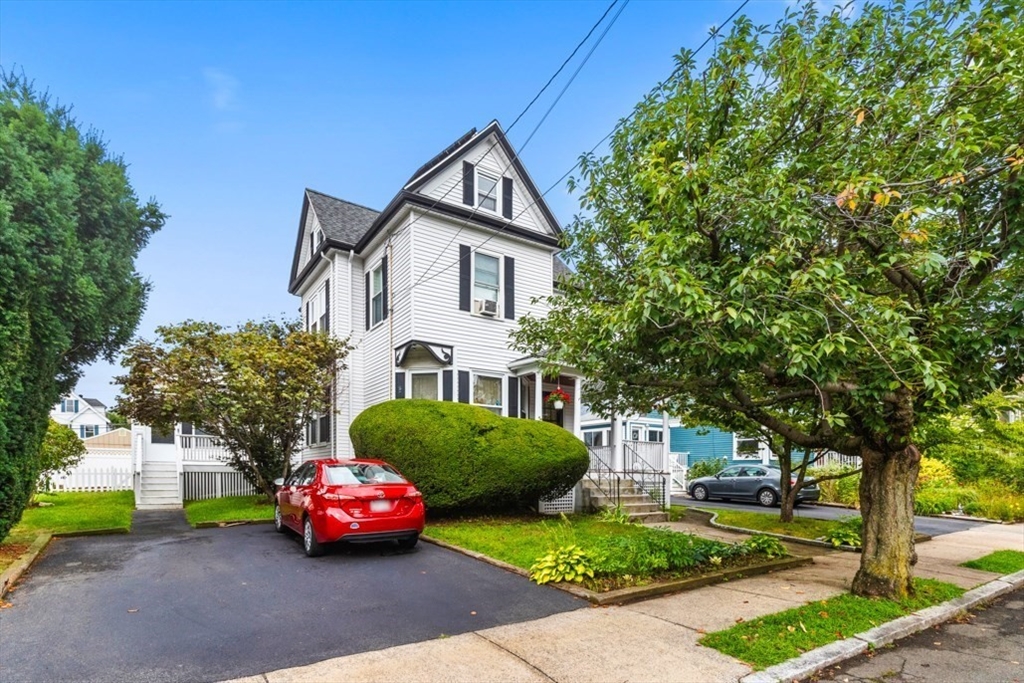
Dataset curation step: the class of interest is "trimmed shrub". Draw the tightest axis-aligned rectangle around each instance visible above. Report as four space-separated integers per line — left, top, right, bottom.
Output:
917 458 956 488
915 486 978 515
809 465 861 507
350 400 588 514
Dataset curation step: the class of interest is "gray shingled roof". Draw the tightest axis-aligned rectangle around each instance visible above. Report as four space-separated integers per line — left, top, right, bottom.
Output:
83 397 106 409
306 189 380 246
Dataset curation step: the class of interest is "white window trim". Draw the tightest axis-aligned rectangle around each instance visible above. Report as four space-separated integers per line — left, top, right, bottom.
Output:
409 370 441 401
475 169 500 215
370 262 385 328
472 250 502 315
733 433 763 461
471 372 504 415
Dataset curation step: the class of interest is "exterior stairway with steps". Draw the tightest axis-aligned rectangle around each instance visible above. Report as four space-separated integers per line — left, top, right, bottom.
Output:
581 478 668 524
136 461 182 510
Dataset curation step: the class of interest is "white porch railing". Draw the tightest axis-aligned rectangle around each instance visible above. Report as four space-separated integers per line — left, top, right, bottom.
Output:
178 434 231 462
809 451 861 469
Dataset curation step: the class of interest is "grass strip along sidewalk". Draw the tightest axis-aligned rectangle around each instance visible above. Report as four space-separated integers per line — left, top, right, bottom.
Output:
700 578 964 670
693 507 846 540
184 495 274 526
961 549 1024 574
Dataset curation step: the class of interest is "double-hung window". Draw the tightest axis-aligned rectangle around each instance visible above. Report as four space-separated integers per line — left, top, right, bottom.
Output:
477 171 498 212
371 264 384 326
472 374 502 415
735 434 762 460
474 253 500 303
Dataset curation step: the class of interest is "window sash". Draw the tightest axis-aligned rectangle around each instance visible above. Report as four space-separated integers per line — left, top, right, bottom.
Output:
474 254 500 302
472 375 502 409
477 172 498 211
371 265 384 326
410 373 439 400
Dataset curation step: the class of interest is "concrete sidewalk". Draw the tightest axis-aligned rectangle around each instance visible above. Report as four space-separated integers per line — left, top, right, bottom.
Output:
227 522 1024 683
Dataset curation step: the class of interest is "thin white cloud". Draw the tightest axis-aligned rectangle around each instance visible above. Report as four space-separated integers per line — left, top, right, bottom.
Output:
202 67 239 111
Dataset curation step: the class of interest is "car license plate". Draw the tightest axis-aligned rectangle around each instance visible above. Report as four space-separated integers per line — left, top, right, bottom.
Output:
370 499 392 512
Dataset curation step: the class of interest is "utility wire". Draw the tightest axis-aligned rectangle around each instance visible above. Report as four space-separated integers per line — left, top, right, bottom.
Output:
409 0 749 292
409 0 629 290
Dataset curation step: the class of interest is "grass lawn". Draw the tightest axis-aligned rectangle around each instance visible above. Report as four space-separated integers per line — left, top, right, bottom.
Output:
428 515 651 571
961 549 1024 574
184 495 274 526
701 578 964 670
12 491 135 538
693 506 850 541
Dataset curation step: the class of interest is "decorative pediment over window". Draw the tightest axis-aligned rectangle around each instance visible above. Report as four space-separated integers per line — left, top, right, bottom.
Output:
394 340 454 367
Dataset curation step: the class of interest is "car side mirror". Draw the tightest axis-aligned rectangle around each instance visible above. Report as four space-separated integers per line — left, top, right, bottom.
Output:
715 473 721 479
273 478 284 489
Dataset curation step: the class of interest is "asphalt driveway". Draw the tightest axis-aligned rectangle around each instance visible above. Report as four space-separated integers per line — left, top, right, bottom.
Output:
0 511 582 683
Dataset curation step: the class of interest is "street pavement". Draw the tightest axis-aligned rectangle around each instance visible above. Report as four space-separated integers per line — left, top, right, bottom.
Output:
808 586 1023 683
0 511 581 683
671 496 987 538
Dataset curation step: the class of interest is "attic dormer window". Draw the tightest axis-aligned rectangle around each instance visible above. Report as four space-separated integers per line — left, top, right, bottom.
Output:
477 171 498 212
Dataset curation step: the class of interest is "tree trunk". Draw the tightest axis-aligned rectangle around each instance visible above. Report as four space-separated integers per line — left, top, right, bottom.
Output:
851 444 920 599
778 439 796 523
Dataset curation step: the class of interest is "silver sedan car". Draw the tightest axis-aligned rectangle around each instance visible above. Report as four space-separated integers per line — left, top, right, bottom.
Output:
687 464 821 507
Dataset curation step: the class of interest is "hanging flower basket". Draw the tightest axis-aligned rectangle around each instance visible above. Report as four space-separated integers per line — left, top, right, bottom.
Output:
546 387 571 410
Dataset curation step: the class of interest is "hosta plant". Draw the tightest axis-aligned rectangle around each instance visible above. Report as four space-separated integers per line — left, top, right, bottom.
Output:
529 544 596 585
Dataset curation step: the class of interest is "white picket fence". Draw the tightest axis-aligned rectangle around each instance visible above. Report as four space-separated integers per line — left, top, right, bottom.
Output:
182 470 257 501
47 466 134 492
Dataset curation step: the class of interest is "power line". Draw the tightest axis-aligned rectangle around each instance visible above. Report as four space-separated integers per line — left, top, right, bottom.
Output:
409 0 629 290
409 0 750 292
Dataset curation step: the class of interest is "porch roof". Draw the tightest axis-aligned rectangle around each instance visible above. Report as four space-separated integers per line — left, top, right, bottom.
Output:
506 356 584 378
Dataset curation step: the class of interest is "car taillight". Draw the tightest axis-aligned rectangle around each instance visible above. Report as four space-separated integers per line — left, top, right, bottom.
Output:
322 492 356 501
406 490 422 499
790 479 797 486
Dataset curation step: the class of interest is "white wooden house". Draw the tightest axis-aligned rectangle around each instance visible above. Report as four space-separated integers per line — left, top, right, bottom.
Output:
50 391 115 439
289 121 587 459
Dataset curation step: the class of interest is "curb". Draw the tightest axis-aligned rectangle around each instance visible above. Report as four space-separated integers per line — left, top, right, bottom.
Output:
421 534 813 606
0 533 52 599
739 572 1024 683
808 503 1006 525
53 527 131 538
701 509 931 553
193 519 275 529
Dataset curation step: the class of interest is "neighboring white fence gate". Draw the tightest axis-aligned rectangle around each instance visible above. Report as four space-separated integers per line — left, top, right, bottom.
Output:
48 465 133 492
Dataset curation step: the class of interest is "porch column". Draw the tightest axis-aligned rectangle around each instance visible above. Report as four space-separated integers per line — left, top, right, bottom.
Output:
534 371 543 420
662 412 672 509
572 376 582 440
611 413 622 473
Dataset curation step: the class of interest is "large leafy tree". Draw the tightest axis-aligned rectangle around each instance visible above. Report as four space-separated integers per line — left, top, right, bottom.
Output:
0 73 163 541
515 0 1023 599
115 320 349 498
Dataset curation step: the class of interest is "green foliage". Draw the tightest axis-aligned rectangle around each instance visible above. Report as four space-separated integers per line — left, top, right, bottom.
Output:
701 579 964 670
961 481 1024 521
350 400 589 514
913 486 978 516
598 505 632 524
810 466 862 506
916 457 957 488
0 73 163 542
743 534 787 558
961 550 1024 575
590 528 742 577
529 544 596 585
687 457 728 480
821 517 863 548
115 319 349 499
10 491 135 538
512 1 1024 596
36 419 86 492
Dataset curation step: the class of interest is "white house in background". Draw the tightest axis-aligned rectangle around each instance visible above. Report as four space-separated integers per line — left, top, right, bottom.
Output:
289 121 586 460
50 391 114 439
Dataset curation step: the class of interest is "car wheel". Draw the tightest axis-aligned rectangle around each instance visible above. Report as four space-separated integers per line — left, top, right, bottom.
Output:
758 488 778 507
691 484 709 501
274 504 285 533
396 534 419 551
303 517 324 557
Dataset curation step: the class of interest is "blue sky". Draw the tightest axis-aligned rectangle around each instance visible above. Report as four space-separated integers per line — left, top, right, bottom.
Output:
1 0 791 405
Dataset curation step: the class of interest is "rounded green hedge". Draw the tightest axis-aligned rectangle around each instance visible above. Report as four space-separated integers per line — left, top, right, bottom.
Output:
350 400 589 514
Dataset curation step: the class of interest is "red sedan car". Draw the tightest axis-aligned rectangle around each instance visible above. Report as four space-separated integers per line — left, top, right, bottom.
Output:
273 458 425 557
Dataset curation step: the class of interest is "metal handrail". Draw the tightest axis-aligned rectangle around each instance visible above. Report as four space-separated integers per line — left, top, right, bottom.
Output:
584 445 621 508
621 441 666 507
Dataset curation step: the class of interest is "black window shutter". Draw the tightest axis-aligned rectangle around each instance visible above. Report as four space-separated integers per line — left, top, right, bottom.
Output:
365 272 371 330
306 301 311 331
395 372 405 399
504 256 515 320
381 256 389 320
462 161 475 206
319 414 330 442
508 377 519 418
459 245 471 311
309 233 314 257
323 279 330 332
442 370 454 401
458 370 470 404
502 177 513 219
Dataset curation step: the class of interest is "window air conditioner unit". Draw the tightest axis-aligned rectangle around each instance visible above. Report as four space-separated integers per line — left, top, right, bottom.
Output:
475 298 498 316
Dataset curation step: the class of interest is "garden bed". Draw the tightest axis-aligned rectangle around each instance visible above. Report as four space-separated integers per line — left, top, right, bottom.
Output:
426 514 806 599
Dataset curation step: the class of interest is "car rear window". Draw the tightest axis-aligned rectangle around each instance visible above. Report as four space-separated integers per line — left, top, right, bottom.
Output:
324 464 407 485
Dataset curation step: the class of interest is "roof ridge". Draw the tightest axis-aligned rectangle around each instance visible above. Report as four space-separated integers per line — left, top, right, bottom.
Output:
305 188 381 215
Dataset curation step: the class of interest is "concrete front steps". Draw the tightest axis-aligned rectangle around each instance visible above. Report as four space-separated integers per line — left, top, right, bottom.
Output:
581 479 668 523
137 461 182 510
